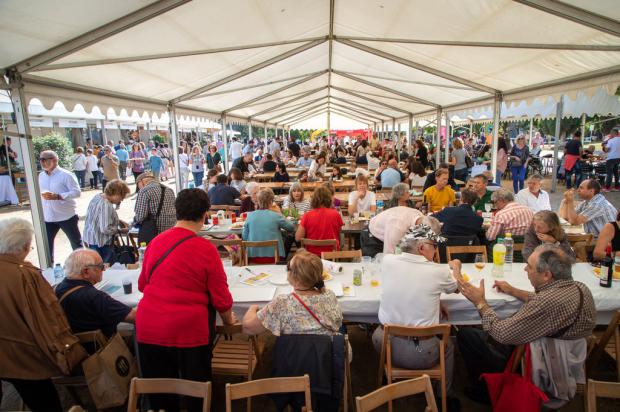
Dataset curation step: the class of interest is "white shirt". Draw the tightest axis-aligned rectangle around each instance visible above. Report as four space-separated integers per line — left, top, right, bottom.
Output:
379 253 457 326
269 140 281 155
38 166 81 222
409 173 426 187
369 206 424 253
308 160 326 179
178 153 189 169
72 154 87 171
515 188 551 213
230 141 243 159
86 155 98 172
348 190 376 213
367 153 380 170
606 136 620 160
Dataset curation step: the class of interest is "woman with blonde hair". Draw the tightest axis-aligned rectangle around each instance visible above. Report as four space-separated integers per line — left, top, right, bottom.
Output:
522 210 575 261
348 173 377 215
242 249 343 335
282 182 311 214
189 145 205 187
450 138 469 182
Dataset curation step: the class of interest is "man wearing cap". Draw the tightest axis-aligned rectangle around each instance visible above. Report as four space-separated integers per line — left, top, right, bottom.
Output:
38 150 83 262
132 172 176 242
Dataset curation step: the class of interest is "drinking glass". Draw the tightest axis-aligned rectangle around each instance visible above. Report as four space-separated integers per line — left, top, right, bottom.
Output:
484 203 492 213
474 254 486 275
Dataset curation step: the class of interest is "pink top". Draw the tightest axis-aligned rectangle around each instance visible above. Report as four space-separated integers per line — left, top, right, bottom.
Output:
369 207 424 253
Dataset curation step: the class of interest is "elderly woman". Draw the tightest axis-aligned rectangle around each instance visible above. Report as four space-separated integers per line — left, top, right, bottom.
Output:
523 210 575 261
348 173 377 215
83 179 130 263
242 249 343 335
0 218 86 411
384 182 414 209
137 189 236 412
282 182 311 215
509 134 530 193
240 181 260 213
243 188 295 263
296 186 344 256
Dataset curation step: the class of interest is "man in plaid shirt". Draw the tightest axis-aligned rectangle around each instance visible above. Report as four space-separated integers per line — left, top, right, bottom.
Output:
456 245 595 404
133 172 176 237
486 188 534 241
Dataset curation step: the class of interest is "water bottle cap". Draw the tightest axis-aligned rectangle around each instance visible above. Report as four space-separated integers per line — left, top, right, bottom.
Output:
497 238 503 243
55 263 61 267
505 233 512 238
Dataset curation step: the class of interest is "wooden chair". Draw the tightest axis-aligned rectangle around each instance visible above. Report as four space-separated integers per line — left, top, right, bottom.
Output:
445 245 487 262
225 375 312 412
567 233 594 262
127 378 211 412
378 324 451 412
207 237 244 266
586 379 620 412
242 240 279 265
356 375 438 412
321 250 362 262
301 238 338 252
587 310 620 381
213 323 262 412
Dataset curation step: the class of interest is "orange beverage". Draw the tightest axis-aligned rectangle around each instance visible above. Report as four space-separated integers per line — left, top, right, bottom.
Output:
475 262 485 271
231 213 236 223
370 279 379 287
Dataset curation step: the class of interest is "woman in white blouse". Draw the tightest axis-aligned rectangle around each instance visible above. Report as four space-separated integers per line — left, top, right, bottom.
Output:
347 174 376 215
308 153 327 180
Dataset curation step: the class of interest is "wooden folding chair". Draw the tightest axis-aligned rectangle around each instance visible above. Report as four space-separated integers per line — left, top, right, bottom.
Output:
321 250 362 262
242 240 279 265
378 324 451 412
301 238 338 251
356 375 438 412
225 375 312 412
127 378 211 412
206 237 244 266
445 245 487 262
586 379 620 412
210 205 232 217
587 310 620 381
567 233 593 262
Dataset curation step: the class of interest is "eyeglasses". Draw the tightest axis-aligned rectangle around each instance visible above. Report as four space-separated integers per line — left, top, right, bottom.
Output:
86 263 106 271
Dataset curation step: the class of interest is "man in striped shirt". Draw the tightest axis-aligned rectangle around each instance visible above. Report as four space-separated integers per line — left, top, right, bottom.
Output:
486 189 534 241
559 179 617 237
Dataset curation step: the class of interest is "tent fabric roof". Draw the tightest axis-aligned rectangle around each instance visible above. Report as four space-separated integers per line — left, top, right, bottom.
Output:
2 0 619 129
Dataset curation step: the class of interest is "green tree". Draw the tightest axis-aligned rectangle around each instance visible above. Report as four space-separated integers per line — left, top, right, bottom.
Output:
33 132 74 169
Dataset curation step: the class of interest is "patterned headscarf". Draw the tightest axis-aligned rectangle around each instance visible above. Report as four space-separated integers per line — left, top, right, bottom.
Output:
402 224 446 244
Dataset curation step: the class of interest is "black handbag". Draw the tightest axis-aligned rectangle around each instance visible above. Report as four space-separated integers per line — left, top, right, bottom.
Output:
111 235 137 265
138 185 165 244
360 228 384 258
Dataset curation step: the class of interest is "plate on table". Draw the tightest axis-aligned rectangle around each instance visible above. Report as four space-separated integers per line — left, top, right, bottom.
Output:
592 266 620 281
269 273 289 286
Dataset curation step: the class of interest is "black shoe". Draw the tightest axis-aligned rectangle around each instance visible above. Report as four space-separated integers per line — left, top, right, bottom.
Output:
464 385 490 405
446 396 461 412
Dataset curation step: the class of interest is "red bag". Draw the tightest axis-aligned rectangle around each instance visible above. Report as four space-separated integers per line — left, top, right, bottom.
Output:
481 345 549 412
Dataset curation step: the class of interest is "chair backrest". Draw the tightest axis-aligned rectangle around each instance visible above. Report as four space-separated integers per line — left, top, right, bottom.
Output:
242 240 279 265
438 234 480 263
321 250 362 262
356 376 438 412
301 238 338 251
127 378 211 412
225 375 312 412
587 310 620 376
445 245 487 262
586 379 620 412
567 233 594 244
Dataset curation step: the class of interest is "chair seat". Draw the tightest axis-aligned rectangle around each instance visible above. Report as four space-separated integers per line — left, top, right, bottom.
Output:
212 340 259 376
593 330 617 360
388 365 442 380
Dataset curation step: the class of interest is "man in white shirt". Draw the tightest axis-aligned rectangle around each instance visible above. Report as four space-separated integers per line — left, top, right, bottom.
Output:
229 137 243 160
373 224 462 400
368 206 437 254
38 150 83 262
603 127 620 191
515 174 551 213
268 138 281 155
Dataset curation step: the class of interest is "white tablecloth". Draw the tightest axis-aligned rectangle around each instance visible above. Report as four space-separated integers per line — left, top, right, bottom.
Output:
101 262 620 325
0 175 18 205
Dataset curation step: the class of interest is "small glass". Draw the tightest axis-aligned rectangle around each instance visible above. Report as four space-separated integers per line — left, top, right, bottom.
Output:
474 254 486 275
484 203 492 213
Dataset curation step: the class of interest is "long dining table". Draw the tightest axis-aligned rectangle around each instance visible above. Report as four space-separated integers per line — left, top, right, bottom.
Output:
99 262 619 326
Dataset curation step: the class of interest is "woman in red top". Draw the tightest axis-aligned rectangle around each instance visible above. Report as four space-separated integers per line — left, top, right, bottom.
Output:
295 186 343 256
136 188 236 412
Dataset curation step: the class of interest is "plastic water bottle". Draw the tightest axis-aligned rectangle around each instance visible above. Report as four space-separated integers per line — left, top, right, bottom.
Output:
376 200 384 213
53 263 64 282
188 181 195 189
138 242 147 266
503 233 514 272
492 238 506 277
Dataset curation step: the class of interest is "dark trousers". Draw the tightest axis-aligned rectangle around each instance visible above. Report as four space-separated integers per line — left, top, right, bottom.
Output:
457 327 513 395
133 171 142 192
119 161 128 181
565 160 582 189
2 378 62 412
89 170 101 189
45 215 83 263
138 342 213 412
606 158 620 188
73 170 86 188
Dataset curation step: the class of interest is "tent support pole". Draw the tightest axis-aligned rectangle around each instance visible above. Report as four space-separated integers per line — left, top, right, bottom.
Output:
435 109 442 168
407 115 413 147
469 120 473 139
529 118 534 146
264 123 268 152
392 118 396 140
444 112 450 164
490 93 502 180
222 115 229 173
580 113 586 144
8 80 51 267
248 120 252 143
551 97 563 193
167 104 182 193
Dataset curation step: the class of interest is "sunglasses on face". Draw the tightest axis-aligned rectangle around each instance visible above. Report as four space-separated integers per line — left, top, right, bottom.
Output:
86 263 106 271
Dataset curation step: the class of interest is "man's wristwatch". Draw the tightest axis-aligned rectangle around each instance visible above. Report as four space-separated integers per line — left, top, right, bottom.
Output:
476 302 488 312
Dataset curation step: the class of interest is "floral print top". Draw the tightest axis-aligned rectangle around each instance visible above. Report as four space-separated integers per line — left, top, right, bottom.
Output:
257 290 342 336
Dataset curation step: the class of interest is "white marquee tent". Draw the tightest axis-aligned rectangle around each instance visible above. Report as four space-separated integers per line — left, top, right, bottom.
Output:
1 0 620 266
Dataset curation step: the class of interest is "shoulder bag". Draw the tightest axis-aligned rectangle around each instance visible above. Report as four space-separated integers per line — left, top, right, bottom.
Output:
138 184 165 244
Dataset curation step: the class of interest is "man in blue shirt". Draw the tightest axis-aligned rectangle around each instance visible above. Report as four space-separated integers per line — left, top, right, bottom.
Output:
434 188 483 238
374 158 404 188
208 174 241 205
148 148 163 181
115 143 129 181
296 150 313 168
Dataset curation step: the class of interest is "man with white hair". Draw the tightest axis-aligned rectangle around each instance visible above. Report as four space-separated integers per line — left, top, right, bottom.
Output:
38 150 83 262
486 188 534 241
515 174 551 213
55 249 135 339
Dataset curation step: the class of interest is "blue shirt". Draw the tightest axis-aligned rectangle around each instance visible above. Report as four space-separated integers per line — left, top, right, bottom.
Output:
55 278 131 338
208 184 240 206
115 148 129 162
149 155 163 172
379 168 402 188
242 209 295 258
296 157 313 168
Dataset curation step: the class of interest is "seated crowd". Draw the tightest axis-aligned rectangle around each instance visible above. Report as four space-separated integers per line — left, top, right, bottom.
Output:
1 135 619 412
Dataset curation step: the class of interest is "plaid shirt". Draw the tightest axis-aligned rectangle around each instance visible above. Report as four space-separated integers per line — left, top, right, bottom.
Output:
486 202 534 241
480 279 596 345
575 193 618 237
133 182 176 234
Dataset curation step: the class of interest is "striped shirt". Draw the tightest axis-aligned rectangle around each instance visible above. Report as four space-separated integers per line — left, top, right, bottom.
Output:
480 279 596 345
575 193 618 237
133 182 176 234
83 194 119 247
282 198 311 215
486 202 534 241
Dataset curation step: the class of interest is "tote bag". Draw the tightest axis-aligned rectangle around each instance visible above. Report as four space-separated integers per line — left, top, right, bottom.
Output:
82 333 137 409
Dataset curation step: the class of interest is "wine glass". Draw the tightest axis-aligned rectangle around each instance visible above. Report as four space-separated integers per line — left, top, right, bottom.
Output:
484 203 492 213
474 254 486 275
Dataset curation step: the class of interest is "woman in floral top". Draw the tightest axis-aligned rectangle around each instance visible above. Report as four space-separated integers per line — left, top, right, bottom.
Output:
242 249 342 336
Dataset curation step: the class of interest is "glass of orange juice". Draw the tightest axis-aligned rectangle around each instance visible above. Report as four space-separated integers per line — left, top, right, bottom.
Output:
474 254 485 275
